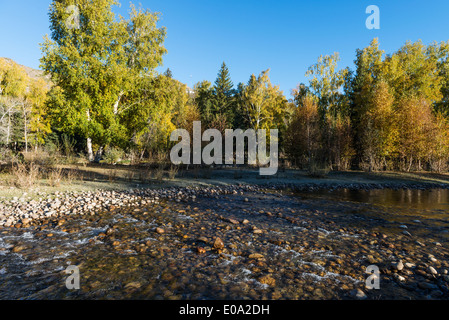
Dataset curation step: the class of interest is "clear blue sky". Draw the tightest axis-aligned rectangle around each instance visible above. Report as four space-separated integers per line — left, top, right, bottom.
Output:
1 0 449 98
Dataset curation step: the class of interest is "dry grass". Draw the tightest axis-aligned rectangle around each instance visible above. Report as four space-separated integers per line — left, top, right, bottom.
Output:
11 162 40 189
138 168 152 183
168 165 179 180
153 165 165 181
65 168 82 184
108 168 118 182
48 167 63 187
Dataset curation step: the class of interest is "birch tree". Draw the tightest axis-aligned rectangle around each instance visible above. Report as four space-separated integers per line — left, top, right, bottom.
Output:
40 0 166 162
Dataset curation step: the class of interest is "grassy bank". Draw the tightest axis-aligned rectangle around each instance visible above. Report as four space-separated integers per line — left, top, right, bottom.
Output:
1 163 449 201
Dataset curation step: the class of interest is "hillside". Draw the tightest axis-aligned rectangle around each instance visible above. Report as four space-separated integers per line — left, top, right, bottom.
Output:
0 57 51 84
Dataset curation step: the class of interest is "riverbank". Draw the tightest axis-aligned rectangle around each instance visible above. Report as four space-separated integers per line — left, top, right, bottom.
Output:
1 168 449 227
0 170 448 227
2 166 449 201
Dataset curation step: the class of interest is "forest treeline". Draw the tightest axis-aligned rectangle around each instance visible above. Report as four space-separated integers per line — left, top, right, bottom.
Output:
1 0 449 173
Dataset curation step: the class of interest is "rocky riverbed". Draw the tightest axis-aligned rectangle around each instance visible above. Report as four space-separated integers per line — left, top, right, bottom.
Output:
2 181 449 228
0 183 449 300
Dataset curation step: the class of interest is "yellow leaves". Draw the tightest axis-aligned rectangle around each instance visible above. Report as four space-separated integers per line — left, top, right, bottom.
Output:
386 40 443 103
0 58 51 146
0 58 29 98
396 96 435 160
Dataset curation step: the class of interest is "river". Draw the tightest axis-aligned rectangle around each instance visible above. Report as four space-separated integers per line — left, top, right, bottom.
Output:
0 187 448 300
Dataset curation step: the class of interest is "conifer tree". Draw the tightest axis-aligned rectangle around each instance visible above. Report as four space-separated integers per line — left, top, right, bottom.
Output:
213 62 234 125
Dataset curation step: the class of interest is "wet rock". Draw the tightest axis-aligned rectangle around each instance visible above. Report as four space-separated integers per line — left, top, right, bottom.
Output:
391 260 404 271
402 231 412 237
197 236 209 243
155 228 165 234
428 266 438 275
125 282 141 290
248 253 264 259
213 237 224 250
258 275 275 286
350 288 367 300
394 274 406 282
197 247 206 254
11 245 27 253
227 218 239 225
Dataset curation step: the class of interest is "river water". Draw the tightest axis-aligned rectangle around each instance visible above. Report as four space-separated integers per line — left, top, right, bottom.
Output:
0 188 448 300
298 188 449 211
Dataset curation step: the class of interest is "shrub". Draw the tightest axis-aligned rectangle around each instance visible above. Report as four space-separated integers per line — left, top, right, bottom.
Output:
104 147 124 165
12 162 40 188
48 167 63 187
168 165 179 180
307 160 330 178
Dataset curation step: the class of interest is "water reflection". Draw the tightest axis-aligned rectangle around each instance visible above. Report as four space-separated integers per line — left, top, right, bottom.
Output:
299 188 449 211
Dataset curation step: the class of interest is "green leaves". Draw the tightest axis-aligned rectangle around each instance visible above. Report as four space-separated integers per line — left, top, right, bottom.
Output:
40 0 167 158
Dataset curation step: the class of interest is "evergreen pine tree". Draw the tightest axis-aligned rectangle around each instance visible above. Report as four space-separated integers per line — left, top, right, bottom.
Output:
213 62 234 125
163 68 173 78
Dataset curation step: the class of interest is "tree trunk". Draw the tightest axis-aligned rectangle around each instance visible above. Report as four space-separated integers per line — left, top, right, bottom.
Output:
23 105 28 153
407 156 413 172
87 137 94 162
113 92 123 115
6 110 11 145
94 146 104 163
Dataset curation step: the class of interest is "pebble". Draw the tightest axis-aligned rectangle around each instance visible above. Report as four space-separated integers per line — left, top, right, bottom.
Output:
248 253 264 259
11 245 26 253
197 247 206 254
258 275 275 286
428 266 438 275
394 274 406 282
391 260 404 271
213 237 224 250
227 218 240 225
